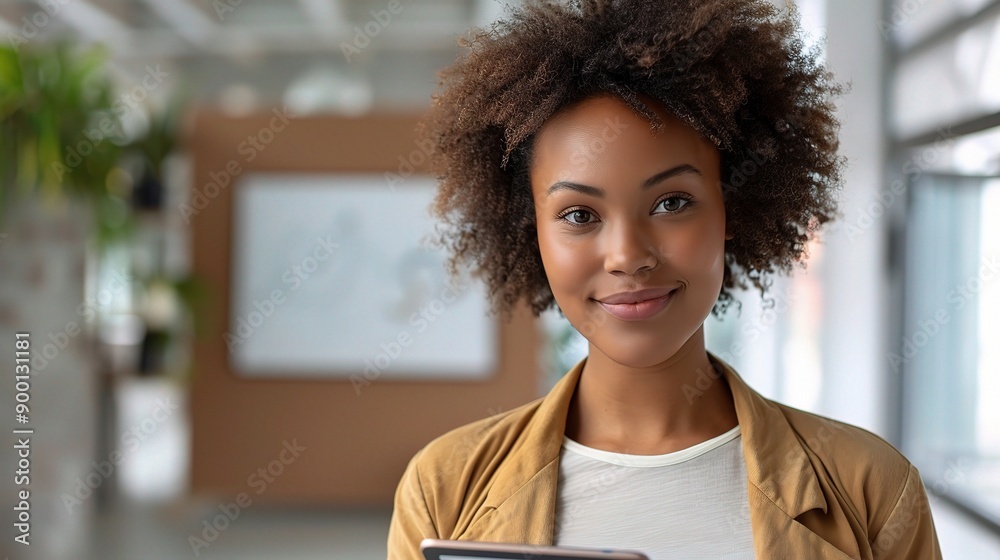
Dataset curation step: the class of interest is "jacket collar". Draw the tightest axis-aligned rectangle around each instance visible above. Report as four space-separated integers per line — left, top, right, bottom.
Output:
460 351 836 553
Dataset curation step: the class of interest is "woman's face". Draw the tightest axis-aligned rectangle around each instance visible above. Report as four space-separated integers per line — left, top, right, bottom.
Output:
530 94 729 368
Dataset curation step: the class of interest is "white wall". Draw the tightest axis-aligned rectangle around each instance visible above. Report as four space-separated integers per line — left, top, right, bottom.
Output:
817 0 892 437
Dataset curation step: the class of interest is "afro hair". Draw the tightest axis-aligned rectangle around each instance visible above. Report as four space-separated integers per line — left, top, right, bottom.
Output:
420 0 847 320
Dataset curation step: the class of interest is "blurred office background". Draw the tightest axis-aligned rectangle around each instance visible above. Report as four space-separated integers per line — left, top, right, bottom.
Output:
0 0 998 558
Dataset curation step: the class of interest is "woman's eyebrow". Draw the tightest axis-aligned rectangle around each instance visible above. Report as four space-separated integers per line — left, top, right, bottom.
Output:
545 164 702 198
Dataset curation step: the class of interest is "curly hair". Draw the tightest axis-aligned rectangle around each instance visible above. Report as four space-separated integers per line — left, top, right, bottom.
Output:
420 0 846 320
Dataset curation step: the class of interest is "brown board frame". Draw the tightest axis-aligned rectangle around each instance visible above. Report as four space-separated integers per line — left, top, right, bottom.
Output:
186 106 541 506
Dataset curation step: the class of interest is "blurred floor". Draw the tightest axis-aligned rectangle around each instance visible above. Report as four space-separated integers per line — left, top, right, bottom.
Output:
76 494 1000 560
930 497 1000 559
87 500 391 560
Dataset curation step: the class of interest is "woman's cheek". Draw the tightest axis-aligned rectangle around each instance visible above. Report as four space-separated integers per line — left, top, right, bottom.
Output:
538 228 579 291
674 224 726 279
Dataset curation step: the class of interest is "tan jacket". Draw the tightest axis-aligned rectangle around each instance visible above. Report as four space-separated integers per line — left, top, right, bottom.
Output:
387 352 942 559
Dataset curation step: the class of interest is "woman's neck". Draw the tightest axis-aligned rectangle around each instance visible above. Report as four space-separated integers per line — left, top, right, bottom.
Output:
564 326 738 455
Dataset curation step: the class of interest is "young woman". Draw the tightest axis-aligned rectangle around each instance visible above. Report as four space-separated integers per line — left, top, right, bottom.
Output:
388 1 942 558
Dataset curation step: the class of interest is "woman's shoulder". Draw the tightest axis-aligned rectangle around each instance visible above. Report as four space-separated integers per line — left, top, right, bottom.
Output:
768 401 942 554
773 401 910 469
409 395 546 477
771 401 922 518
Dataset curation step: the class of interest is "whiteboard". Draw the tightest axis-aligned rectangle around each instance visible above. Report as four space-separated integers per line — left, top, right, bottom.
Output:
228 173 497 380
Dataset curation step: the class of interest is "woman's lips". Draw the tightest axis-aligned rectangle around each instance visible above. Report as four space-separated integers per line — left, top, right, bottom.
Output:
597 289 677 321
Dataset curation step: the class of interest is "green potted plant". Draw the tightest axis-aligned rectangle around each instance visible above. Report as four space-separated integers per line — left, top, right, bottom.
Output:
0 41 131 246
2 41 209 379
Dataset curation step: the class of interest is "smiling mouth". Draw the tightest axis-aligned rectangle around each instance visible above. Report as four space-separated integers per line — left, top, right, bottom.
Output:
594 288 678 321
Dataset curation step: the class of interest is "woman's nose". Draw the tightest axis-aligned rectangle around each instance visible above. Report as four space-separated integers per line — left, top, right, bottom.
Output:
603 220 659 277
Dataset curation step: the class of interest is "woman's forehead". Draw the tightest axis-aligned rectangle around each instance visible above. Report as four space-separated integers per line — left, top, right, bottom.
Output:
530 95 720 184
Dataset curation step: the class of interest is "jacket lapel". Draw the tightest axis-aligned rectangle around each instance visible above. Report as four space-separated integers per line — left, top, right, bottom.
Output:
456 356 582 544
457 352 857 559
717 353 857 559
749 484 858 559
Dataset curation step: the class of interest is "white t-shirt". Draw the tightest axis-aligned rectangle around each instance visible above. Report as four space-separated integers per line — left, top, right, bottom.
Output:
553 424 755 559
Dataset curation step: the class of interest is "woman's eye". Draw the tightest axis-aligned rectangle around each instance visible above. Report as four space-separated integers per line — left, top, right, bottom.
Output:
559 198 690 226
562 209 595 225
656 197 691 213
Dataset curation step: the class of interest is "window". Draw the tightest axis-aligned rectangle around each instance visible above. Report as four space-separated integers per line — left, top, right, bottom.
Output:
887 0 1000 531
